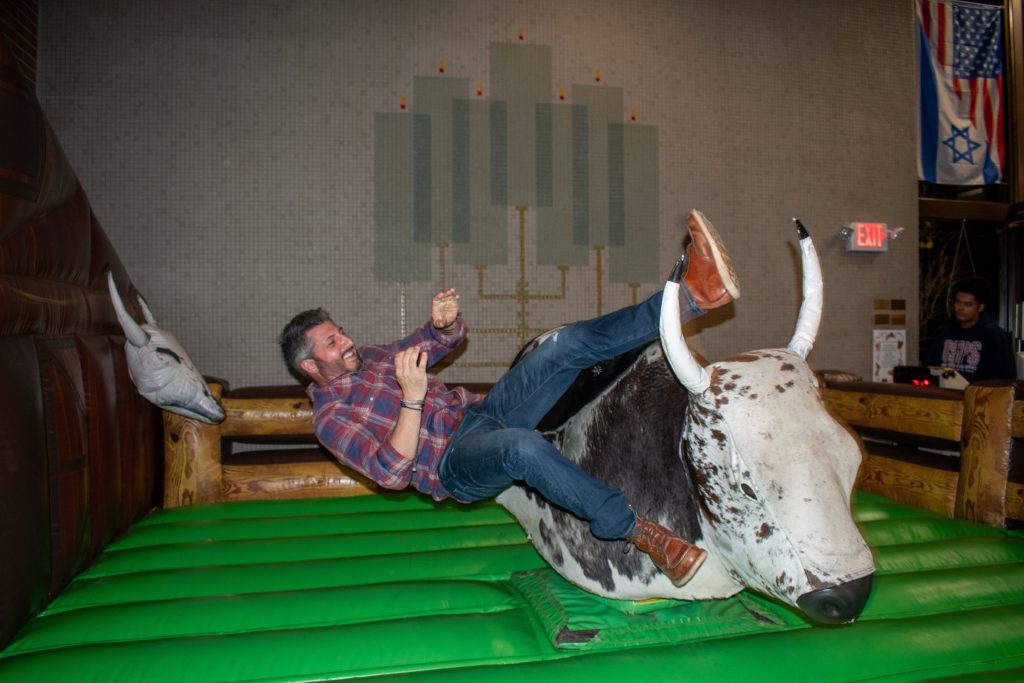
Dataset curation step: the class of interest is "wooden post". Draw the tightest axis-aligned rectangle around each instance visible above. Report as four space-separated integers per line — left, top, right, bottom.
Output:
162 382 224 508
955 384 1015 526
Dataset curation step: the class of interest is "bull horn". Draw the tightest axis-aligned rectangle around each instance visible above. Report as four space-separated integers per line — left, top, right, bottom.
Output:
136 293 158 326
660 268 710 394
106 270 150 348
787 219 823 359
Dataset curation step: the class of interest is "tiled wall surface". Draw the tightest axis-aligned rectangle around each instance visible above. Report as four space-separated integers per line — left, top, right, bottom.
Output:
37 0 918 387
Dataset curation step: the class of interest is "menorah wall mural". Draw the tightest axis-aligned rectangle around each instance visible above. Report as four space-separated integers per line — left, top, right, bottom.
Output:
374 39 660 369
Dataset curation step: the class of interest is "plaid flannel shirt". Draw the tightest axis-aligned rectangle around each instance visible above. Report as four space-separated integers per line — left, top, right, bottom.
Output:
308 317 478 500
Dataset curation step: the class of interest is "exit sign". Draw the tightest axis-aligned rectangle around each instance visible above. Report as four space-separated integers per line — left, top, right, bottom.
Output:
843 222 889 252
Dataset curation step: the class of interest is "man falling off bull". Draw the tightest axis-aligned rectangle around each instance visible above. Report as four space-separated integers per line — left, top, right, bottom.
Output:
280 210 740 586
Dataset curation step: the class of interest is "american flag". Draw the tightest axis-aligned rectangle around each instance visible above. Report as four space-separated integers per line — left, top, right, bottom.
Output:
917 0 1005 185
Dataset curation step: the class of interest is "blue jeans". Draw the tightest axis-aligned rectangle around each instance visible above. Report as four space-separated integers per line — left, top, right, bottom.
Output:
438 288 703 540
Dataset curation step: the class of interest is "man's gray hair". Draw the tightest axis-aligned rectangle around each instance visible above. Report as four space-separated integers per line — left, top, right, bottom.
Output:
280 308 333 381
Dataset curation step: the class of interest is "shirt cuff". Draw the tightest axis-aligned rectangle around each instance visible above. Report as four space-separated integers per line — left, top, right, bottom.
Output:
376 441 415 489
431 316 466 345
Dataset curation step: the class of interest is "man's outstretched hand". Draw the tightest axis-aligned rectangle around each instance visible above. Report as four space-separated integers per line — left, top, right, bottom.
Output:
432 288 460 330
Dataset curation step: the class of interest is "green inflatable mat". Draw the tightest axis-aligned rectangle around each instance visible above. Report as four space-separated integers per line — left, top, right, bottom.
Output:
0 491 1022 682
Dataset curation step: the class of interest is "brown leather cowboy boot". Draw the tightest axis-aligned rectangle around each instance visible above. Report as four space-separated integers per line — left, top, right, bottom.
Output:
680 209 741 310
629 515 708 586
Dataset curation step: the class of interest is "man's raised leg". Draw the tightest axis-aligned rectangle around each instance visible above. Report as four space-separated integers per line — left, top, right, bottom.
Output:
485 209 740 430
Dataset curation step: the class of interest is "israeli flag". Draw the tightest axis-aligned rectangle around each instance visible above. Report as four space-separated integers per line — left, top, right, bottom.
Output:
917 0 1004 185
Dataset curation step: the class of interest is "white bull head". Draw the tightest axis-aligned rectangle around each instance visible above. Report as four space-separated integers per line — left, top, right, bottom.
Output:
660 220 873 623
107 271 225 424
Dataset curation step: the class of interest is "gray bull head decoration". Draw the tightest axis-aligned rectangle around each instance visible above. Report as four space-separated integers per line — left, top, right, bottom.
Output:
497 221 875 625
107 271 225 424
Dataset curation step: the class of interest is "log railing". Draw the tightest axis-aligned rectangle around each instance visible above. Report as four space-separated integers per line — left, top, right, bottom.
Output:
821 380 1022 527
163 378 1023 527
163 383 376 507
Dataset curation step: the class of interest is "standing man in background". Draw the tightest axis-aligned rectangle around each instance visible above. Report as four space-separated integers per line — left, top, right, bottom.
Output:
926 276 1017 383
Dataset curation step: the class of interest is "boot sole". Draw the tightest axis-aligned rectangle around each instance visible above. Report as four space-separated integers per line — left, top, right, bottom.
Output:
671 548 708 586
690 210 741 300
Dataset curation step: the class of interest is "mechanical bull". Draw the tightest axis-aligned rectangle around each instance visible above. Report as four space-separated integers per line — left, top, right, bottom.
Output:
497 220 875 625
